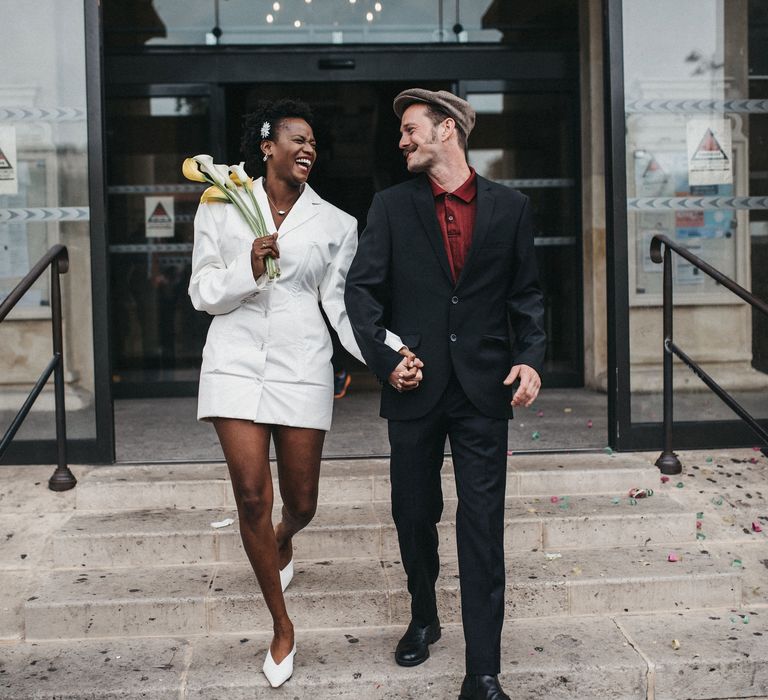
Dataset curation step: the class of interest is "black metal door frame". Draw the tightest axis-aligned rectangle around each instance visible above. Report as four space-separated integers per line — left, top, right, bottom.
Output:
603 0 768 451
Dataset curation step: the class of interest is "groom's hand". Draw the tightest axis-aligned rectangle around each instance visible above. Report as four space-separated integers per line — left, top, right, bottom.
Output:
503 364 541 407
388 346 423 392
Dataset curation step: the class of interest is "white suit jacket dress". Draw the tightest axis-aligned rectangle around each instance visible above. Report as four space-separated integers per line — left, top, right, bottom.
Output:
189 179 384 431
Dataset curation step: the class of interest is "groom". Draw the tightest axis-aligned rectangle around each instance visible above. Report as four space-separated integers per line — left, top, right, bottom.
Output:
345 88 546 700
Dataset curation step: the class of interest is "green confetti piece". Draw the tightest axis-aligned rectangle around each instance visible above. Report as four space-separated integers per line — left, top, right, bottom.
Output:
696 512 704 519
731 616 740 623
531 431 540 441
628 498 637 506
711 496 724 506
676 482 684 488
742 615 750 624
611 497 621 505
603 446 613 455
731 559 743 568
696 532 706 540
706 457 713 463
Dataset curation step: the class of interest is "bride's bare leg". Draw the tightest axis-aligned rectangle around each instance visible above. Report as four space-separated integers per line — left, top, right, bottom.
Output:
272 426 325 569
213 418 294 662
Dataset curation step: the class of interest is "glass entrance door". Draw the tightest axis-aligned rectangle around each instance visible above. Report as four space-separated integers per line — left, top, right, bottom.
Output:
106 77 582 396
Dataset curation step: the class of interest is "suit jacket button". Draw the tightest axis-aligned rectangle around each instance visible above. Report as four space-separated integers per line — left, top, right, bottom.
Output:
450 333 457 342
451 296 459 304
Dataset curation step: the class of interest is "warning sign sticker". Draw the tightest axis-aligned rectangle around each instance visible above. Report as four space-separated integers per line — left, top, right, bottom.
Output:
145 196 175 238
687 119 732 186
0 126 18 195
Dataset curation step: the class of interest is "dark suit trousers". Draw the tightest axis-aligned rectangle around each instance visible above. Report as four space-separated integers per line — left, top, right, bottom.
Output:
388 373 508 675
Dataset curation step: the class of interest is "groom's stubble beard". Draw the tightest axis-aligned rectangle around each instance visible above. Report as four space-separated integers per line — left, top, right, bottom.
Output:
404 126 440 174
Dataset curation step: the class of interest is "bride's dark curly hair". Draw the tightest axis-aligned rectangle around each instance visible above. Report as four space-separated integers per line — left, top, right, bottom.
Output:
241 99 315 176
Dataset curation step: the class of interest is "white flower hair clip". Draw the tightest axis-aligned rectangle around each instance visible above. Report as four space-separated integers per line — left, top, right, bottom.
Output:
260 121 271 139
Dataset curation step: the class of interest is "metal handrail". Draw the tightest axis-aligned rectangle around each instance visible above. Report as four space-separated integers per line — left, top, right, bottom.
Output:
650 234 768 474
0 245 76 490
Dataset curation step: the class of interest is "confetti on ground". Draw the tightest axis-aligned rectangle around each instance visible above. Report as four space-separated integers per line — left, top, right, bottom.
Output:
507 450 514 456
660 476 670 483
550 496 559 503
696 511 704 519
604 447 613 455
752 521 763 533
731 559 743 568
628 498 637 506
586 420 593 428
671 639 681 650
531 431 540 440
696 533 706 540
628 487 653 498
711 496 724 506
210 518 235 529
706 457 714 463
696 521 703 529
544 552 562 560
564 407 572 413
611 497 621 505
537 410 544 417
667 552 680 562
676 482 684 488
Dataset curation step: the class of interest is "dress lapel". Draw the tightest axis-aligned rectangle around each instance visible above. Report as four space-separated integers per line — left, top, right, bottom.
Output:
455 176 495 288
412 176 454 285
255 178 321 238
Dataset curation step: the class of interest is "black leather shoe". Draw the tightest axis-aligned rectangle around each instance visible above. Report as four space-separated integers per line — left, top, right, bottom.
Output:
458 674 511 700
394 619 441 667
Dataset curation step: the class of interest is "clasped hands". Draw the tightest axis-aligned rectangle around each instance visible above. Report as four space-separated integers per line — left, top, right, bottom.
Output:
388 347 423 393
389 347 541 408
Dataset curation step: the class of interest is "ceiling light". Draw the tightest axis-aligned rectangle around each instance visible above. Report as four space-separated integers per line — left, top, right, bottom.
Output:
266 13 274 22
294 19 302 27
366 11 373 21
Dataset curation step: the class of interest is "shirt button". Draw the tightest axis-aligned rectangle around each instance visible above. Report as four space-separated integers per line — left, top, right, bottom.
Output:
451 296 459 304
447 215 454 222
450 333 457 342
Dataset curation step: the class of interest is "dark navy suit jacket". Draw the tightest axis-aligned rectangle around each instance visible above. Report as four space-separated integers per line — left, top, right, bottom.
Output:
345 173 546 421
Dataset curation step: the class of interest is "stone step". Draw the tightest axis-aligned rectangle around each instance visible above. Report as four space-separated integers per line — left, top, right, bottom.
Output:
54 492 693 569
75 454 660 511
6 611 767 699
24 547 740 641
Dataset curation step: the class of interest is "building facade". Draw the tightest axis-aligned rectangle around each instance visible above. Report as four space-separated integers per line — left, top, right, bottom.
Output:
1 0 766 463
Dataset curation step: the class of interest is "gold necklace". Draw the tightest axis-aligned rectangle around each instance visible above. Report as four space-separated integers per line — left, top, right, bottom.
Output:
264 187 300 216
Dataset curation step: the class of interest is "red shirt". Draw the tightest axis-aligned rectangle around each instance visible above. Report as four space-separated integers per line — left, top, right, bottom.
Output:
429 168 477 283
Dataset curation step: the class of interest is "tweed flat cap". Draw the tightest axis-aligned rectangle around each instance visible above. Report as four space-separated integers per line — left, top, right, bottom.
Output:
393 88 476 138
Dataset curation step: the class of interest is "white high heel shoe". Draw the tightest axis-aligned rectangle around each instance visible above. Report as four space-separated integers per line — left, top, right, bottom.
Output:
263 642 296 688
279 558 294 592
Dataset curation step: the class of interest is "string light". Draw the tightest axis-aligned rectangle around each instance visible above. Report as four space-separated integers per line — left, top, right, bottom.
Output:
266 13 274 22
366 11 373 21
375 2 382 10
272 1 280 10
294 19 302 27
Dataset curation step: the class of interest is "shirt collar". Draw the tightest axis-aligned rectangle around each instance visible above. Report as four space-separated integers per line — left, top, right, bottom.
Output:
428 167 477 203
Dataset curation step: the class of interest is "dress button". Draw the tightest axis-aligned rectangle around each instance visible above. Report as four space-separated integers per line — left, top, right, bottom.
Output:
450 333 457 342
451 296 459 304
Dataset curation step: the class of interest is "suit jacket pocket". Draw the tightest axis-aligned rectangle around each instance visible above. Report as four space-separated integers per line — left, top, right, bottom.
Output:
481 334 510 347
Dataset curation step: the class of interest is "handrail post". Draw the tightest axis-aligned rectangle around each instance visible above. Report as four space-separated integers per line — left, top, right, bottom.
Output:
47 257 76 491
656 243 683 474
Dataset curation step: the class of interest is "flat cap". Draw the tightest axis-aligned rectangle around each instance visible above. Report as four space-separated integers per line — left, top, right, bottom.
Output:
393 88 476 139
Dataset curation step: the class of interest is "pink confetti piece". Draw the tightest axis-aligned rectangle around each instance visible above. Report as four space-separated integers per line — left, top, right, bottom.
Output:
696 520 703 530
550 496 559 504
586 420 593 428
660 476 670 483
667 552 679 562
752 521 763 533
536 410 544 417
507 450 514 456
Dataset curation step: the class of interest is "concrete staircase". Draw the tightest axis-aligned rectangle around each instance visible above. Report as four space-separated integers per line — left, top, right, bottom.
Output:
4 453 767 699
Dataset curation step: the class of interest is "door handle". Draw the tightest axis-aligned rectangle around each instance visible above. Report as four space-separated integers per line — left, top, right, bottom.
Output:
318 58 356 70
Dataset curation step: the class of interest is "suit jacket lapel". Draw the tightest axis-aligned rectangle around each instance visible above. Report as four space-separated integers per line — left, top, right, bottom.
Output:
412 176 454 285
456 176 495 288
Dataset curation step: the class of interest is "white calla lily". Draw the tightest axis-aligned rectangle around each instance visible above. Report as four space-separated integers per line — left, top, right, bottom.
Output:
229 162 252 190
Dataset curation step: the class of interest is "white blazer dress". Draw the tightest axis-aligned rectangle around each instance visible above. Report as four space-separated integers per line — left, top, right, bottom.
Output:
189 179 400 431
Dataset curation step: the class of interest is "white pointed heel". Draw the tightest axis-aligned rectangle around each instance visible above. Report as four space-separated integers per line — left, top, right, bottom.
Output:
262 642 296 688
279 558 294 592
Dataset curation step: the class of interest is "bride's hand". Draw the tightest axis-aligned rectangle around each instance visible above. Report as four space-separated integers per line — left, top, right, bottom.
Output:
251 234 279 280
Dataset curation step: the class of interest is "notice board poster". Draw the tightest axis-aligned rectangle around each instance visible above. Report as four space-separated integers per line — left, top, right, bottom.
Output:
686 118 733 186
0 126 18 196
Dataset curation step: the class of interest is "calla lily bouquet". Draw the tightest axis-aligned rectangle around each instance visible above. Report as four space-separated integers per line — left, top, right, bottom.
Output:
182 154 280 280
